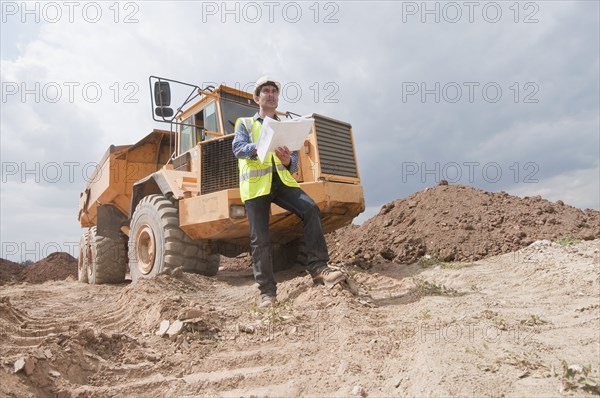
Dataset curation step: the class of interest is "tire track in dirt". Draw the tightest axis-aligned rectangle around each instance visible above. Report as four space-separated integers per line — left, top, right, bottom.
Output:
0 273 227 397
1 283 130 352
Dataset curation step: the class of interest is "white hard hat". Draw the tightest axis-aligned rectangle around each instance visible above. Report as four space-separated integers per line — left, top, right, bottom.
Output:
254 75 281 96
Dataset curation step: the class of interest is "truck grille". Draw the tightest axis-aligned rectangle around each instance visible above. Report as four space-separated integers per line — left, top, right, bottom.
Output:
313 114 358 178
201 135 239 194
173 152 190 171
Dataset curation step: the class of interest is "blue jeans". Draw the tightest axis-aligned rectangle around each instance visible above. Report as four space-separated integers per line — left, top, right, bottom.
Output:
245 172 329 296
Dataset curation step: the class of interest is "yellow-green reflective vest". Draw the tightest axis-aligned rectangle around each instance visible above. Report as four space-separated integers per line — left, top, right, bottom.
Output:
236 117 300 202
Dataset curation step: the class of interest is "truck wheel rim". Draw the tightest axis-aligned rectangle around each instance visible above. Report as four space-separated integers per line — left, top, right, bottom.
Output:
136 225 156 274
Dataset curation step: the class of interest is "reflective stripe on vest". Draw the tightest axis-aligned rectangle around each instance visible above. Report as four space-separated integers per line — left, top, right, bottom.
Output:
239 163 288 182
236 117 300 202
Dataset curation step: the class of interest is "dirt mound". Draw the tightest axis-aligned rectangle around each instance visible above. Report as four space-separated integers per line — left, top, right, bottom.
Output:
114 270 223 336
328 184 600 267
0 258 25 285
20 252 78 284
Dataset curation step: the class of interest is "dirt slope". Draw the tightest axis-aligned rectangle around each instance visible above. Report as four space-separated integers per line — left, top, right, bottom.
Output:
328 184 599 267
1 240 599 397
20 252 78 284
1 252 78 286
1 185 599 396
0 259 24 285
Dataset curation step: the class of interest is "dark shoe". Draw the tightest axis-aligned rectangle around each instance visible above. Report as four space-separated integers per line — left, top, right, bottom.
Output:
312 267 346 288
259 294 277 309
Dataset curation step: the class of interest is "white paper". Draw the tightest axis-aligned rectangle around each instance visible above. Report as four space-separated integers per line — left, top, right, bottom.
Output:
256 116 314 162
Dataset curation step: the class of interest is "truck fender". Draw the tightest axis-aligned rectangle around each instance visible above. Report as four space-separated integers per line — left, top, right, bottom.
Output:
96 204 128 240
130 172 173 217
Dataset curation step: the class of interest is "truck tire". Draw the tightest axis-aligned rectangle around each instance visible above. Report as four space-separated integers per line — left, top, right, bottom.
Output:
272 239 307 272
184 241 220 276
78 232 89 283
87 226 128 284
129 194 219 282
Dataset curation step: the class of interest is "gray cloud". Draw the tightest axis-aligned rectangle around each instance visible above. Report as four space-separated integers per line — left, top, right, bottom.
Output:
1 1 598 262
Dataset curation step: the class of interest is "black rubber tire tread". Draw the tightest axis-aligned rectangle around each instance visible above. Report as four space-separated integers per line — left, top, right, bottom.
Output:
184 240 220 276
87 226 127 284
78 232 89 284
128 194 219 282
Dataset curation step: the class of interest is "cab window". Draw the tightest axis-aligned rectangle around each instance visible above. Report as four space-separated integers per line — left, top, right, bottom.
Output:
204 102 218 134
179 116 194 153
221 99 258 135
179 101 220 153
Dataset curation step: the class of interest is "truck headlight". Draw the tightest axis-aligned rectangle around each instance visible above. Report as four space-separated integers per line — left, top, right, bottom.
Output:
230 205 246 219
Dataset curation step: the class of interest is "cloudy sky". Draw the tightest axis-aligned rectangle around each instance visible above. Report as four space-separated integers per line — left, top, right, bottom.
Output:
1 1 598 262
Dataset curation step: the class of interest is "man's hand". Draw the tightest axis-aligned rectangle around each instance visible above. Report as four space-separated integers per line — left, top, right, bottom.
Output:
275 146 291 166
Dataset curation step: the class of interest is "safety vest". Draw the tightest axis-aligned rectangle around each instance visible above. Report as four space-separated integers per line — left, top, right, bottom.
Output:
236 117 300 202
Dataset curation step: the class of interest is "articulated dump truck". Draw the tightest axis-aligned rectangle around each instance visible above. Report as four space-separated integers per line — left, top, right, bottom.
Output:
77 77 365 283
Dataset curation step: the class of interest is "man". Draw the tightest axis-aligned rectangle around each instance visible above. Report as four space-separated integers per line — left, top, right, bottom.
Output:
232 76 346 308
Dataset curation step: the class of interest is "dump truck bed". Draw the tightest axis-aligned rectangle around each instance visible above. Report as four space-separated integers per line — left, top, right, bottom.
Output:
78 130 174 227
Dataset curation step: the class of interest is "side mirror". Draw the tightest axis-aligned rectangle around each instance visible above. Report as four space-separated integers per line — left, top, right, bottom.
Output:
154 81 173 118
154 81 171 106
154 107 174 117
149 76 204 123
